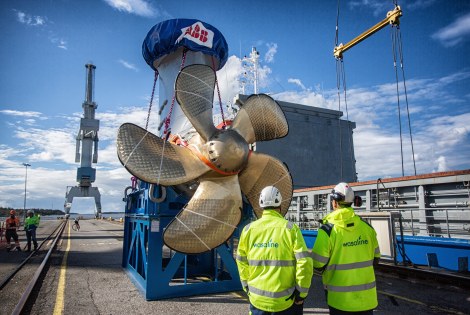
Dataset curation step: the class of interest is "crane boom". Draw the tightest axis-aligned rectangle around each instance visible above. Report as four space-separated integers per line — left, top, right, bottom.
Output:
333 6 402 59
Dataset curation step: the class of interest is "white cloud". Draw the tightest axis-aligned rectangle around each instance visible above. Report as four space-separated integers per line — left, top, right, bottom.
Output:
13 9 68 50
14 10 47 26
0 110 43 118
287 78 306 90
269 69 470 180
49 36 68 50
0 106 152 211
435 156 447 172
264 43 278 63
257 65 273 91
118 59 139 71
432 12 470 47
217 56 244 104
103 0 157 17
14 127 76 163
57 39 67 50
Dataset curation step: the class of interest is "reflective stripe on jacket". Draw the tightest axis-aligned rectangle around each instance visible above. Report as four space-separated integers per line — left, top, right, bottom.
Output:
236 209 313 312
311 206 380 312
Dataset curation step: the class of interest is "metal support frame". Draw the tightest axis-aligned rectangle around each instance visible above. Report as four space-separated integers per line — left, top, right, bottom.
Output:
122 182 245 300
64 186 102 216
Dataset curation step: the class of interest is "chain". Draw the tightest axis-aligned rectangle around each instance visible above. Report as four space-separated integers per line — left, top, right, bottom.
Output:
145 70 159 130
212 56 226 128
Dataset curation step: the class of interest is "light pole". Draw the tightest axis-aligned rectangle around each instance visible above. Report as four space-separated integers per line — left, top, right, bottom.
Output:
23 163 31 219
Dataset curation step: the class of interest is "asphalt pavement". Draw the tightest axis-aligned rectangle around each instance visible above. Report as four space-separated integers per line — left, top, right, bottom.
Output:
6 219 467 315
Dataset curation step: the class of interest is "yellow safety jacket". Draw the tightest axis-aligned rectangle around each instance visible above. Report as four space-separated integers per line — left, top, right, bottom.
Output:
312 206 380 312
236 209 313 312
25 215 40 230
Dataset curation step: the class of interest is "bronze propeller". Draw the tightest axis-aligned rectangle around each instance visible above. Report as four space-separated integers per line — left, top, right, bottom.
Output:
117 64 292 254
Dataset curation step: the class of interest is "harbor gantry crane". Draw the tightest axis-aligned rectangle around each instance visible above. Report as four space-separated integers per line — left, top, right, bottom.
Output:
64 63 102 218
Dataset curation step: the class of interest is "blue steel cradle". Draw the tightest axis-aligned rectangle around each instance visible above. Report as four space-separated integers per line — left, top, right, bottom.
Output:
121 181 249 300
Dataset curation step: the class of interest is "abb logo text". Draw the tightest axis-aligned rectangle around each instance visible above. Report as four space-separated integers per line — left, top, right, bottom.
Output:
183 24 208 43
176 21 214 49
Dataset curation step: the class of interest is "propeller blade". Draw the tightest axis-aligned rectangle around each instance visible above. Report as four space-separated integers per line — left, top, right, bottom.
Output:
117 123 210 185
239 151 292 218
163 175 242 254
231 94 288 144
175 64 217 142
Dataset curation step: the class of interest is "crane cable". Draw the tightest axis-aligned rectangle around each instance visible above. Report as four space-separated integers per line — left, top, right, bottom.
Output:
335 0 356 182
390 19 417 176
335 0 417 179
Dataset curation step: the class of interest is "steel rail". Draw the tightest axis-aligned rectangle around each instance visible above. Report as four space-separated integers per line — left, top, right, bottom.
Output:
0 221 65 290
376 262 470 289
8 220 67 315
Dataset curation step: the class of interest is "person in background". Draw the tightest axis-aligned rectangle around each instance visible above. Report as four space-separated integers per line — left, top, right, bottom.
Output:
5 210 21 252
311 182 380 315
236 186 313 315
74 217 80 231
24 209 40 252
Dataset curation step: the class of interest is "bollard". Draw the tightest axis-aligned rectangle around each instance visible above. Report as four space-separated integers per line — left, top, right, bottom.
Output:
458 257 468 273
426 253 439 268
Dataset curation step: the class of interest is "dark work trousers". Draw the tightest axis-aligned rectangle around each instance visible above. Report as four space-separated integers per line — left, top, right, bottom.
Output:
328 305 374 315
325 290 374 315
249 302 304 315
5 229 20 249
26 228 38 251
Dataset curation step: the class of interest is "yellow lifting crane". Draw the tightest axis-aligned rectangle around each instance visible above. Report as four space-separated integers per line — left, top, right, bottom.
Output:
332 2 416 178
333 5 402 59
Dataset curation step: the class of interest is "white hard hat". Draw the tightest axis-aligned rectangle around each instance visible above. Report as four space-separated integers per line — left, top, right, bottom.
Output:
330 182 354 204
259 186 282 208
27 209 34 215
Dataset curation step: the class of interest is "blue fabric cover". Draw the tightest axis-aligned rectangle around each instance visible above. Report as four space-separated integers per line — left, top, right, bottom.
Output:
142 19 228 71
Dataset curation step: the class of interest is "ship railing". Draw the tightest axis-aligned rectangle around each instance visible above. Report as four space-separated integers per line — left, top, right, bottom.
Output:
290 207 470 239
391 207 470 239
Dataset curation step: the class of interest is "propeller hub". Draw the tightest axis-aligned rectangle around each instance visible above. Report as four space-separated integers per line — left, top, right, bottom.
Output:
206 129 249 174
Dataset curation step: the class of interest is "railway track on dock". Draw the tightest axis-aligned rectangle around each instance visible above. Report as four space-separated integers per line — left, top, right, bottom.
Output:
375 262 470 315
0 220 67 315
376 261 470 289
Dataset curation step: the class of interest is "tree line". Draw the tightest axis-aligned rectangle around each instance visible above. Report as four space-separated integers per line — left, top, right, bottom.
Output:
0 207 65 216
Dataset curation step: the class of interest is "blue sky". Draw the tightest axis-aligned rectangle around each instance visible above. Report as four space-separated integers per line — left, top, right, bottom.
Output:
1 0 469 213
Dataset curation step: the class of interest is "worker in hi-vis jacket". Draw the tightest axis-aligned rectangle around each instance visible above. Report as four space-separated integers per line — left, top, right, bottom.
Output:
24 209 40 252
312 182 381 315
236 186 313 315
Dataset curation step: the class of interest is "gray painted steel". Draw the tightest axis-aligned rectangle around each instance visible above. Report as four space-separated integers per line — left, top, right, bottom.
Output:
290 170 470 239
64 64 102 216
235 95 357 189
